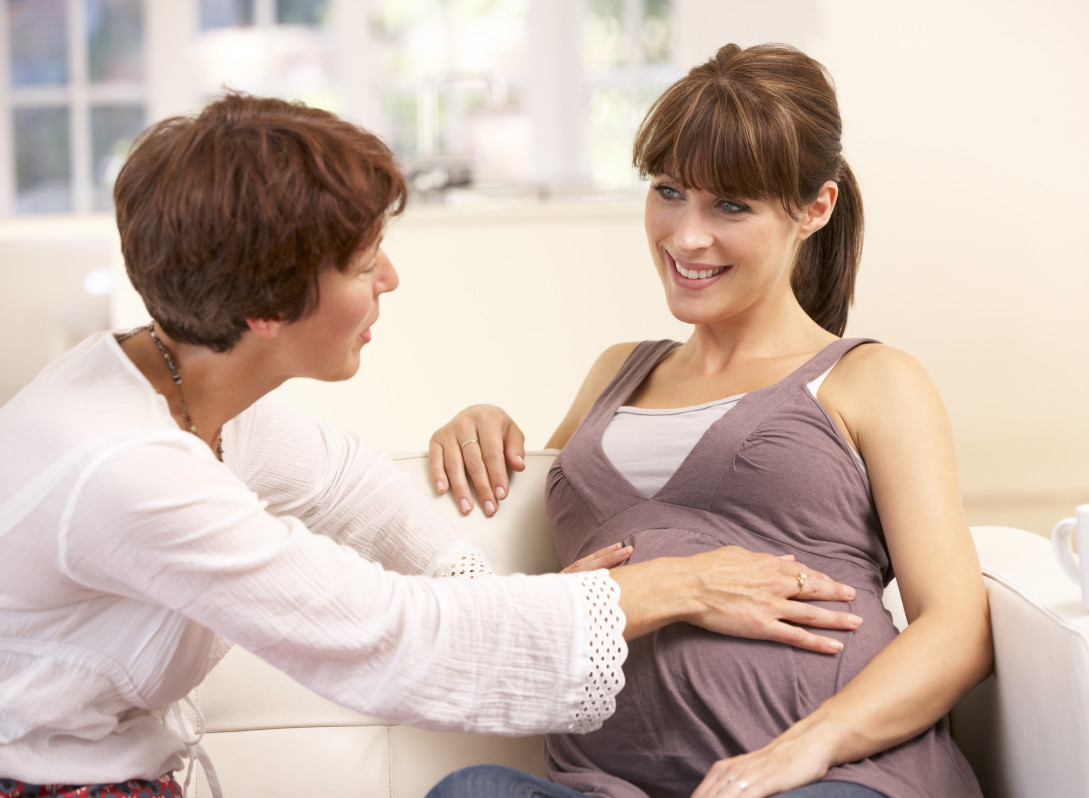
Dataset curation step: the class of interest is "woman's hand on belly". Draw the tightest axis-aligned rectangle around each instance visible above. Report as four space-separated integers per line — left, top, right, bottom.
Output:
610 546 862 652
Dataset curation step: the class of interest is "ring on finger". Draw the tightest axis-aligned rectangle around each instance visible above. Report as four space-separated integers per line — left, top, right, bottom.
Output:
725 776 749 790
795 571 807 597
459 439 478 449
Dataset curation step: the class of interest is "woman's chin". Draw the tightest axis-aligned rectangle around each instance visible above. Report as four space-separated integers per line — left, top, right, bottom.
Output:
664 301 722 327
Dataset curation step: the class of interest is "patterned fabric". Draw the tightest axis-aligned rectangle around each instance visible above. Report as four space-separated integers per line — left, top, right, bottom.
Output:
0 775 182 798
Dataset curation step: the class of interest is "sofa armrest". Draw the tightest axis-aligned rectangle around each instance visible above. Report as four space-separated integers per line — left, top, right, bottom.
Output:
951 525 1089 798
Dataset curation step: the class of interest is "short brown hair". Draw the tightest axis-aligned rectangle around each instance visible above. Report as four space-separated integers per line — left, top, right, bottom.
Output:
633 43 863 336
114 91 407 351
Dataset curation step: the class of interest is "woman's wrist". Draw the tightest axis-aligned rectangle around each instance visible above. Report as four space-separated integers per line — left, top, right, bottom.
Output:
609 558 697 640
778 706 873 770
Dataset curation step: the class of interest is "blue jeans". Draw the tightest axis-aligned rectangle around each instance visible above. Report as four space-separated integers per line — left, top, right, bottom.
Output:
425 765 887 797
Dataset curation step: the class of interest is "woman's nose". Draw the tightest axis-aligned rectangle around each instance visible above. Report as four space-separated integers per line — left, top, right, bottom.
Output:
376 249 399 294
674 207 714 252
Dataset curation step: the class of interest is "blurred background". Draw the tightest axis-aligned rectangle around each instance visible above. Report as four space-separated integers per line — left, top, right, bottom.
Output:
1 0 1086 537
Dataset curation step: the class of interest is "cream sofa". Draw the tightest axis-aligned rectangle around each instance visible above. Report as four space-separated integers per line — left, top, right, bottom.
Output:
182 451 1089 798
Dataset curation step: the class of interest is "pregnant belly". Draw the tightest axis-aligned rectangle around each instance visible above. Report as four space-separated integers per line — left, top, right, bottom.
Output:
549 526 895 797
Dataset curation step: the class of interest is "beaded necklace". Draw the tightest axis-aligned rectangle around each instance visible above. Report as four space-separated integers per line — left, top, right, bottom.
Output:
120 322 224 461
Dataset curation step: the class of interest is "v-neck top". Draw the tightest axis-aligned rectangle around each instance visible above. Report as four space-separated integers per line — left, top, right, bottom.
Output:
544 338 982 798
602 363 862 498
602 394 742 497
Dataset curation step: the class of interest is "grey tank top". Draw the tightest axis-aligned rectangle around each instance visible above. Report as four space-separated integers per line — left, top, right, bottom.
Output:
544 338 982 798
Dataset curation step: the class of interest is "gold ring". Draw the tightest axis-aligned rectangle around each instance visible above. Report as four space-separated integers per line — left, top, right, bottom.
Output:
795 572 807 596
459 439 478 449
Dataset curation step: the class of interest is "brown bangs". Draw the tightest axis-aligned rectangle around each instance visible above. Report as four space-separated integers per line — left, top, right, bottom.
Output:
633 78 805 217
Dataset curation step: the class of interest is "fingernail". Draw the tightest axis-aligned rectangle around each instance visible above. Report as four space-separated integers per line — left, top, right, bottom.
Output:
484 500 496 515
495 485 506 499
459 498 471 514
436 480 447 493
849 614 863 626
830 640 844 652
515 455 524 467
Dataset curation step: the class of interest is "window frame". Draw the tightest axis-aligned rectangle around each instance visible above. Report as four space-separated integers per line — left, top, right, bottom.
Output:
1 0 678 216
1 0 150 215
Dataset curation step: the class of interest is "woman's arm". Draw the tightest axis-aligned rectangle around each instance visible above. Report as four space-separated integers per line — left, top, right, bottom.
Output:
693 344 992 798
231 397 484 579
428 342 638 515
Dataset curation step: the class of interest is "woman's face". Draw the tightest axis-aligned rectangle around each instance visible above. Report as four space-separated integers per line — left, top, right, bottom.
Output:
644 175 809 329
274 239 399 382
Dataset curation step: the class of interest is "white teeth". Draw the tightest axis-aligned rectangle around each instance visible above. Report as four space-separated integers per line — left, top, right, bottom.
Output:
675 262 726 279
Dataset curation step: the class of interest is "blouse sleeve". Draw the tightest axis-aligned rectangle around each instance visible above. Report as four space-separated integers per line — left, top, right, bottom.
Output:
56 427 626 736
224 399 484 580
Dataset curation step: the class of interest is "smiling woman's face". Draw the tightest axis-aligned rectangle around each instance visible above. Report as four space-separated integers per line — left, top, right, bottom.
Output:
643 176 808 329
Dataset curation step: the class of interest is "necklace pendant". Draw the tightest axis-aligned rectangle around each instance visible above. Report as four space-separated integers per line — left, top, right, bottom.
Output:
147 323 224 461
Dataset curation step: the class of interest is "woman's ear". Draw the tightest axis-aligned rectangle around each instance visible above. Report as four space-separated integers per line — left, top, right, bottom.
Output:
800 180 838 239
246 317 284 340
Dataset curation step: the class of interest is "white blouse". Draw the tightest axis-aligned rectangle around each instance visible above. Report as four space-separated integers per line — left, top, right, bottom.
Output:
0 332 626 785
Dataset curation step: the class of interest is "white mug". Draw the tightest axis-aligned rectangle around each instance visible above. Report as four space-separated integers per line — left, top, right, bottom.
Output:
1052 504 1089 610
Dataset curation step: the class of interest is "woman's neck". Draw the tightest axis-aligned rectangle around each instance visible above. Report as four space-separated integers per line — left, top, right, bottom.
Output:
119 324 278 456
681 301 833 377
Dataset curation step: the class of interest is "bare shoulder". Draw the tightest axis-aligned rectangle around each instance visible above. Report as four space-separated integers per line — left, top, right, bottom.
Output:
829 342 937 399
820 343 948 452
546 341 641 449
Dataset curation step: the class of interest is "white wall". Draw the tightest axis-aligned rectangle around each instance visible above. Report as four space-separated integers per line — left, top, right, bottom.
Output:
0 218 118 396
828 0 1089 532
4 0 1088 536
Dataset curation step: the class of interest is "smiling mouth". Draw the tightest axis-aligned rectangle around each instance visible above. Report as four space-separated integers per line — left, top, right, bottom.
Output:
673 260 727 280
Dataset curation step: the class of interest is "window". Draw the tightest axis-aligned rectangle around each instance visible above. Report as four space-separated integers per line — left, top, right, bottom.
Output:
190 0 335 105
582 0 677 191
3 0 147 214
370 0 681 203
0 0 679 215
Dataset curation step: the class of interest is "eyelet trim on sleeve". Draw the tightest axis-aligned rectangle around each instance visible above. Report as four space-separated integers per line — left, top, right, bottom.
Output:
569 572 626 731
441 551 494 579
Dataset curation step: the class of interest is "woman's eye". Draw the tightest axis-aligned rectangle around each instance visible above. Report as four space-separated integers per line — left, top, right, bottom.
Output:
652 183 681 200
717 199 749 215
